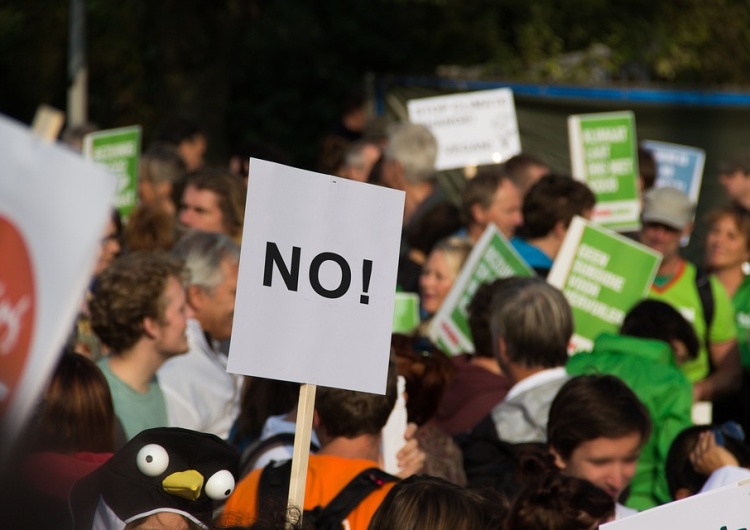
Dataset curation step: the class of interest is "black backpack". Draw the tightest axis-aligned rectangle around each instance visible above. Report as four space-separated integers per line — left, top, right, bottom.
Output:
256 459 398 530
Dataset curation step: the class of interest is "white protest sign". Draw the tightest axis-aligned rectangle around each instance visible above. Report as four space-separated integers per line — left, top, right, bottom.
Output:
602 479 750 530
641 139 706 203
0 113 117 458
227 159 404 394
407 88 522 171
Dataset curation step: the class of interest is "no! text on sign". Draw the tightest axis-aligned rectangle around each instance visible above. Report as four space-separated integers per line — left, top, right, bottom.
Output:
227 159 405 395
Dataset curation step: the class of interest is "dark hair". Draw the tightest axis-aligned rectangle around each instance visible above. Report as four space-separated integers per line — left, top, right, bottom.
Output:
518 174 595 239
315 362 397 438
504 153 549 192
705 205 750 260
638 146 657 191
180 168 247 241
34 351 116 453
391 334 454 426
468 279 508 358
504 471 614 530
621 299 699 361
369 475 505 530
490 277 572 369
125 205 177 252
406 203 463 256
232 378 301 446
665 424 750 499
90 251 187 353
460 166 512 225
548 375 651 461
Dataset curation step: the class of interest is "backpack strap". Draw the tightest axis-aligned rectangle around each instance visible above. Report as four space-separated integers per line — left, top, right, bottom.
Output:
256 462 398 530
309 468 399 529
695 266 715 355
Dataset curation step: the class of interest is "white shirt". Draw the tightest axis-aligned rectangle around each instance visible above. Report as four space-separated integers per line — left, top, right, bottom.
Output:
158 319 243 439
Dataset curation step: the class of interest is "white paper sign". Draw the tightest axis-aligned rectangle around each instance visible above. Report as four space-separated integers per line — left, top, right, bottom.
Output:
602 479 750 530
227 159 405 394
0 114 117 457
407 88 522 171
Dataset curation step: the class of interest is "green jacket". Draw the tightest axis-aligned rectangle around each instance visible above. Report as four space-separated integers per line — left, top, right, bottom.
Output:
567 333 693 510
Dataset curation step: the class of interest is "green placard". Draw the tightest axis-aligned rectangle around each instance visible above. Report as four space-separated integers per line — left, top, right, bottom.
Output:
84 126 141 219
568 111 640 232
428 225 534 355
548 216 662 352
392 292 420 334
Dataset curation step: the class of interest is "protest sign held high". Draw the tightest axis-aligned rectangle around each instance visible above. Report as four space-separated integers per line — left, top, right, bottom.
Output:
428 224 534 355
227 158 404 395
548 216 661 353
408 88 521 171
84 126 141 220
0 113 117 460
569 111 640 232
642 139 706 202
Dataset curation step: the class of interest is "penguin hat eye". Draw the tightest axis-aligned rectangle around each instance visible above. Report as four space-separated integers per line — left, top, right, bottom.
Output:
204 469 235 500
136 444 170 477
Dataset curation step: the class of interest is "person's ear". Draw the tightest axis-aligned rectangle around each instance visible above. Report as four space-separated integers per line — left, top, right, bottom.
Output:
552 219 567 240
682 222 694 239
186 285 207 310
143 316 159 339
471 202 488 226
549 447 567 471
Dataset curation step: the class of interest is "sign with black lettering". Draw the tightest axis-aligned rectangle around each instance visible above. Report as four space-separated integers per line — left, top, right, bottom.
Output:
407 88 521 171
227 159 405 394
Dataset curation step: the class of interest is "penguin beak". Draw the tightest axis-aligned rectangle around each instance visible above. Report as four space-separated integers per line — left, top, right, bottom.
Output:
162 469 204 501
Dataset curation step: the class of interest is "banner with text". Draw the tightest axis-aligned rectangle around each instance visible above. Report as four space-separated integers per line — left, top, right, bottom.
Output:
548 216 661 353
568 111 640 232
642 139 705 202
407 88 522 171
0 114 117 459
428 225 534 355
227 159 405 394
84 126 141 219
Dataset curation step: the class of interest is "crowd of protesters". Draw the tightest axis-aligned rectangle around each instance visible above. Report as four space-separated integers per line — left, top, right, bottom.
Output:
5 95 750 530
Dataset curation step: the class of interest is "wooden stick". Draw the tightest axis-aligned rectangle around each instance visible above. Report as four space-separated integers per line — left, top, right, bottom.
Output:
288 383 316 527
31 105 65 142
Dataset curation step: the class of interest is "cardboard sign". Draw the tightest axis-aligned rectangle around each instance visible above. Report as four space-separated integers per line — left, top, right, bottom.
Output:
428 225 534 355
227 159 404 394
602 479 750 530
84 126 141 219
548 217 661 353
568 111 640 232
407 88 522 171
0 113 116 458
641 139 705 202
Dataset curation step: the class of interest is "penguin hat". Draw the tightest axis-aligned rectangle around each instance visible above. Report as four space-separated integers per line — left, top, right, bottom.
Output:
70 427 239 530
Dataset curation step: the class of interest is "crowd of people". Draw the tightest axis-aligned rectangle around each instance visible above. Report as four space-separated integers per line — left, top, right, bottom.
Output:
5 101 750 530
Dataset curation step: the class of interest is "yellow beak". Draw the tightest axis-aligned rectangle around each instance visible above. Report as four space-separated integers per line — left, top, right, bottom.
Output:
162 469 204 501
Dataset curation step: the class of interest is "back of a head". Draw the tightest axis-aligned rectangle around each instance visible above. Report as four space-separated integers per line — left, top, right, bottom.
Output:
504 472 614 530
666 424 750 499
490 277 572 369
518 174 596 240
637 146 657 192
620 299 699 361
182 168 247 239
548 375 651 461
368 475 502 530
35 351 116 453
173 230 240 292
140 142 187 185
391 334 454 426
406 204 463 255
315 362 398 438
504 153 549 194
384 123 438 185
90 251 186 354
468 278 509 358
125 205 177 252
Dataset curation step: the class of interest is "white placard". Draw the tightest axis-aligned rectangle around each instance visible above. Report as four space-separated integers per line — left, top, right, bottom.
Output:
602 479 750 530
0 113 117 457
227 159 405 394
407 88 522 171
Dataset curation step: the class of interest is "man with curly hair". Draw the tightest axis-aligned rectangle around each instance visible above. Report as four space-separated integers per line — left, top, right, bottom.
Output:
90 251 191 440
